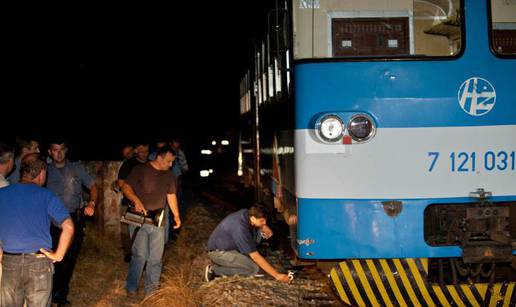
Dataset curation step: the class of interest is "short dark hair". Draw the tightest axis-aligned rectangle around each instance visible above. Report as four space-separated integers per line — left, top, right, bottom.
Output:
0 143 14 164
47 140 67 148
20 153 47 180
133 141 149 148
156 145 176 158
248 205 267 219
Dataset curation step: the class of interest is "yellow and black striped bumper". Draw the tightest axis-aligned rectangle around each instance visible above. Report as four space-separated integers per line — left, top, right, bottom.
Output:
329 259 516 306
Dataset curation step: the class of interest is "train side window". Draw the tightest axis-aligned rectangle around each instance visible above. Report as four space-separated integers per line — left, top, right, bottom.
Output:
293 0 463 59
490 0 516 57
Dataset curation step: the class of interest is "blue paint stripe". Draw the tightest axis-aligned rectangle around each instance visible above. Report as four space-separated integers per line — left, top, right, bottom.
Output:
294 60 516 129
297 196 516 259
301 195 516 203
294 0 516 130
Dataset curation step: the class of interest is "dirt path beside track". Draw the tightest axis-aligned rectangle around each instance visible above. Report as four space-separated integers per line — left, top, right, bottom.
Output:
68 190 338 306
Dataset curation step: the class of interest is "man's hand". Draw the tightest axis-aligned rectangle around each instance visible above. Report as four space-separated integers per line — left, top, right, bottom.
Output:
259 224 273 239
134 200 147 215
84 201 95 216
275 273 290 283
173 215 181 229
39 248 64 263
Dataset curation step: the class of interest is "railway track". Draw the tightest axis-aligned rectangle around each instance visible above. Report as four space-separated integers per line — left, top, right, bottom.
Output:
195 177 341 306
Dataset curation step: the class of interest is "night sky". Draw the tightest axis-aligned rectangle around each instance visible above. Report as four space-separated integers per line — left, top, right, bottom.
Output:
3 2 268 161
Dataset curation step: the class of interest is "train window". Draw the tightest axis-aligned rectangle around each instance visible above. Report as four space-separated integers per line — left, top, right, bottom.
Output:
240 72 251 115
268 64 274 98
490 0 516 56
272 58 280 97
293 0 463 59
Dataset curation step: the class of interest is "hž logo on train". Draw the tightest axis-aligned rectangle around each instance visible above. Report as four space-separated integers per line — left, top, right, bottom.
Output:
458 77 496 116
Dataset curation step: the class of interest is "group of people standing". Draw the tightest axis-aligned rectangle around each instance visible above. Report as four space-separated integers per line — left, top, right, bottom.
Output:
0 138 96 307
0 137 189 306
1 135 292 307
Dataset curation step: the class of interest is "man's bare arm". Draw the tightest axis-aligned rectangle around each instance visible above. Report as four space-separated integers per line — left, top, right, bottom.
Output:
249 251 289 282
84 184 98 216
40 217 74 262
167 194 181 229
122 183 146 214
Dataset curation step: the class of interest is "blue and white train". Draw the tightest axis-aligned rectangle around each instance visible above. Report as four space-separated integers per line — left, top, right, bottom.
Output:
239 0 516 305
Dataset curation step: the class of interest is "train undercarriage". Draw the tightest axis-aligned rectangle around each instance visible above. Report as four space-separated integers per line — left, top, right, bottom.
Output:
329 190 516 306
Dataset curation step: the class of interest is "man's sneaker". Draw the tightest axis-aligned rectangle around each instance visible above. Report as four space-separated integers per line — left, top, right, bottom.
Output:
204 264 215 282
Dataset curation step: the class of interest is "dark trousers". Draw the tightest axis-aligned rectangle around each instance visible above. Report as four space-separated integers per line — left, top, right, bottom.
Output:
1 253 53 307
51 210 85 303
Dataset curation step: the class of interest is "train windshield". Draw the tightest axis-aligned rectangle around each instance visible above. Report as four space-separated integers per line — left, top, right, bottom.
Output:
293 0 463 59
490 0 516 57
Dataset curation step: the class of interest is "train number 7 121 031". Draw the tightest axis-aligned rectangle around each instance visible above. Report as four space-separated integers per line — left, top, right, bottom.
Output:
427 151 515 172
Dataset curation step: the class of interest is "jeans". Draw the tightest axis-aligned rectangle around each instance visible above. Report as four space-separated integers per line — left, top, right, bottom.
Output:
1 253 53 307
208 250 259 277
126 223 165 294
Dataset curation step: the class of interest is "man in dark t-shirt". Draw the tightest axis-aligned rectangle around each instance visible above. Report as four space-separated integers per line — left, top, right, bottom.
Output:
117 143 150 206
116 143 149 262
121 145 179 296
205 206 290 283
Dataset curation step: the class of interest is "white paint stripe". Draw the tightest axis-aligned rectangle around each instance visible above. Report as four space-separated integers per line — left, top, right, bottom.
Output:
295 125 516 199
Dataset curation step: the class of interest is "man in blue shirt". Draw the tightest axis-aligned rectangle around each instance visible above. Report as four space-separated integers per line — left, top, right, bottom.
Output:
206 205 290 283
6 136 40 184
46 141 97 306
0 153 74 307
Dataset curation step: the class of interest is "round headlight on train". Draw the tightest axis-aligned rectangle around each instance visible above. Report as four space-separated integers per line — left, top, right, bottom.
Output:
347 114 376 142
316 115 344 143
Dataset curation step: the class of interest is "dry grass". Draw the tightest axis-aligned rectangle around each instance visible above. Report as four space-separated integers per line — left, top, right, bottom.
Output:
142 218 210 306
141 266 198 307
69 226 204 307
68 202 222 307
68 228 139 307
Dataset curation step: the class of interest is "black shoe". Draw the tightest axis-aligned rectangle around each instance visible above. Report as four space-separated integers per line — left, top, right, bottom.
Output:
124 254 132 263
204 264 215 282
53 299 71 307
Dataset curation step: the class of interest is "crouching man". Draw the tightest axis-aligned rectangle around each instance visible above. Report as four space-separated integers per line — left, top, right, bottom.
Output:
0 154 74 307
205 205 290 283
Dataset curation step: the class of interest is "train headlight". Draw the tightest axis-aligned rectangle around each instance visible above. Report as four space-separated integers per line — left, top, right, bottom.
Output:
316 115 344 143
348 114 376 142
